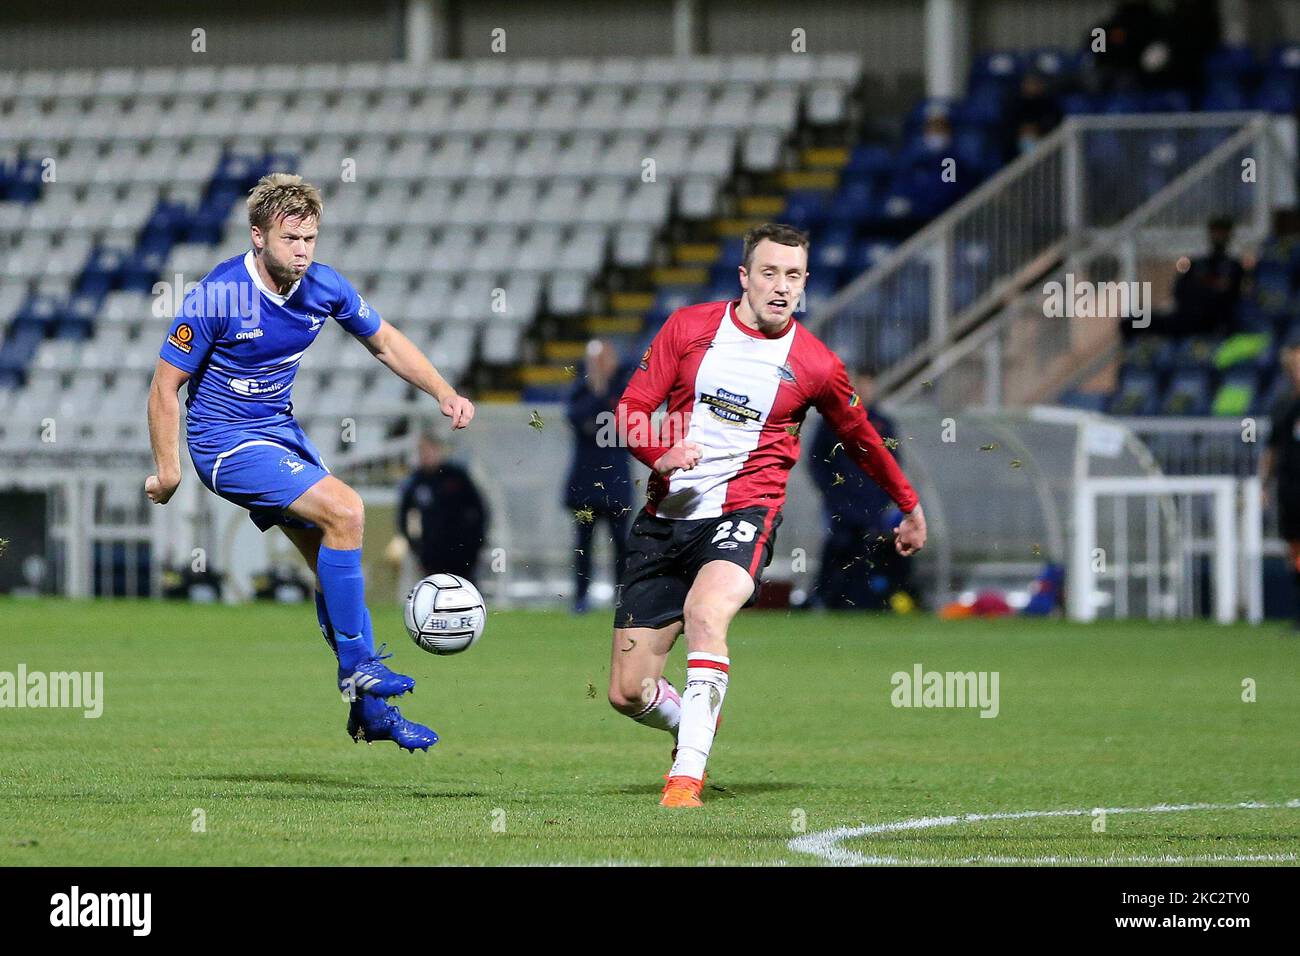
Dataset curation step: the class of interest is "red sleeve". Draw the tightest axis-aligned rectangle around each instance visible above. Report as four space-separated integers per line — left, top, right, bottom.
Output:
814 354 919 513
615 313 682 471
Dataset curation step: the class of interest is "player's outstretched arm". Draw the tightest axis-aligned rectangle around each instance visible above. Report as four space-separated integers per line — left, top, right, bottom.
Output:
894 504 927 557
145 358 190 504
815 357 925 556
361 319 474 429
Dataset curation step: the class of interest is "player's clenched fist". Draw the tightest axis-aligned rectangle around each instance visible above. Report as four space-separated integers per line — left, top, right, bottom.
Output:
653 440 703 476
440 394 475 429
894 504 927 557
144 473 180 505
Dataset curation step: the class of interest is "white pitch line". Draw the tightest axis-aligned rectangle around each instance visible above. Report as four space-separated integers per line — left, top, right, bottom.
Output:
788 798 1300 866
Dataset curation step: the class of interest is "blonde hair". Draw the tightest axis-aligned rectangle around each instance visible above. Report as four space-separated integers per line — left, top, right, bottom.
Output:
246 173 323 232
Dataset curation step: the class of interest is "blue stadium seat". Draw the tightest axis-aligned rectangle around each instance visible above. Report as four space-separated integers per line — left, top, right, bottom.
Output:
1252 261 1293 317
903 97 958 137
1160 368 1212 415
970 50 1023 85
1250 375 1280 416
5 157 44 202
78 247 130 295
960 82 1010 127
1269 42 1300 73
705 279 735 303
1060 92 1102 115
1206 45 1259 82
56 294 100 341
811 226 854 270
1234 298 1274 334
1101 90 1145 114
848 239 898 274
1201 78 1249 112
1026 48 1076 79
953 124 1002 177
826 174 877 225
11 296 62 338
651 287 696 319
211 153 269 193
122 249 170 294
709 261 737 288
1142 90 1191 112
0 324 44 384
1168 336 1221 371
1253 73 1298 113
1123 337 1165 371
844 144 894 177
782 190 829 231
718 237 745 266
1109 367 1160 416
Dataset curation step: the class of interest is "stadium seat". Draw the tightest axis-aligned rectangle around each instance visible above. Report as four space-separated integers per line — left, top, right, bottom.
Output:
0 52 861 409
1160 368 1212 416
1107 366 1160 416
1212 368 1259 417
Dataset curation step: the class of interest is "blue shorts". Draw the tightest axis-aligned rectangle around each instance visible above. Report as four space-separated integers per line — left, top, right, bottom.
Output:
189 419 330 533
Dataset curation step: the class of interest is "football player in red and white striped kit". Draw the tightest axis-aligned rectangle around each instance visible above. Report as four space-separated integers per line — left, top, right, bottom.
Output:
607 223 927 807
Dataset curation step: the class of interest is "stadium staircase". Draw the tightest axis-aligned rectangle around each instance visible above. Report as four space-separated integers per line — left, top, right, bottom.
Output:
807 42 1300 417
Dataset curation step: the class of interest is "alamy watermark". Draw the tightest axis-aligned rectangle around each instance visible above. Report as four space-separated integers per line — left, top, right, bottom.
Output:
153 275 263 329
890 663 999 718
1043 273 1152 329
0 665 104 718
591 407 692 449
50 886 150 936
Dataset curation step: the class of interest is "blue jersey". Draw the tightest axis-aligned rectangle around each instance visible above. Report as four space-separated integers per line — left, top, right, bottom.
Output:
159 250 381 443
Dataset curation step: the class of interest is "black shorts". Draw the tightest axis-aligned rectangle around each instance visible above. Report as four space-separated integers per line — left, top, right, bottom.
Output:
1279 484 1300 541
613 505 782 630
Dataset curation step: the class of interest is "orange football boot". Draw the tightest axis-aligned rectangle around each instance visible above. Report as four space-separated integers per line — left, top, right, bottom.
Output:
660 775 705 808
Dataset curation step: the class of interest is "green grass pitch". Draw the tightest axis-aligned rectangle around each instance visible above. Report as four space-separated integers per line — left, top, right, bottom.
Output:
1 598 1297 866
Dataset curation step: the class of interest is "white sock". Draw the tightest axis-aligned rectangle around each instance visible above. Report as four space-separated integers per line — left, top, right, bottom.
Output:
631 678 681 735
670 653 729 780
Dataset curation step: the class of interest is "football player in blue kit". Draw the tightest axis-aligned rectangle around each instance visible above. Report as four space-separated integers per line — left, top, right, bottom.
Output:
145 173 474 751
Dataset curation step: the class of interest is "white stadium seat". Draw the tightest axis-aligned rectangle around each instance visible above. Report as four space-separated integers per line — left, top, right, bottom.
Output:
0 52 862 427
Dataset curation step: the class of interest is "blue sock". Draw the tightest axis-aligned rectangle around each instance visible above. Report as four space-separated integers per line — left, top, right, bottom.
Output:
317 545 373 671
362 607 376 649
314 590 338 659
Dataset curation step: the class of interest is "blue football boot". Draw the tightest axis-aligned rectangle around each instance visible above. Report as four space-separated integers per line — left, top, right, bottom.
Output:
338 643 416 700
347 694 438 752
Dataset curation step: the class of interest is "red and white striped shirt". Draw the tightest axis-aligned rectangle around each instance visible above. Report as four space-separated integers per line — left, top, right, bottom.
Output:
617 299 919 520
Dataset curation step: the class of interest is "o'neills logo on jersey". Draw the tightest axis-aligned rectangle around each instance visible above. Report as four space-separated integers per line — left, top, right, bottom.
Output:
702 388 761 426
235 328 264 340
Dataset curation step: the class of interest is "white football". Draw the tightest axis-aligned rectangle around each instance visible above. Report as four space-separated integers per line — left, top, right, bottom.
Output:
404 573 486 655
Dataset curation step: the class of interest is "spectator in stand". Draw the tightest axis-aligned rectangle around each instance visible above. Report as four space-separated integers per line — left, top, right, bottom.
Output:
1084 0 1220 96
1171 216 1243 334
397 431 489 584
807 365 911 609
1011 72 1062 156
1123 216 1243 340
564 339 633 613
1260 343 1300 631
